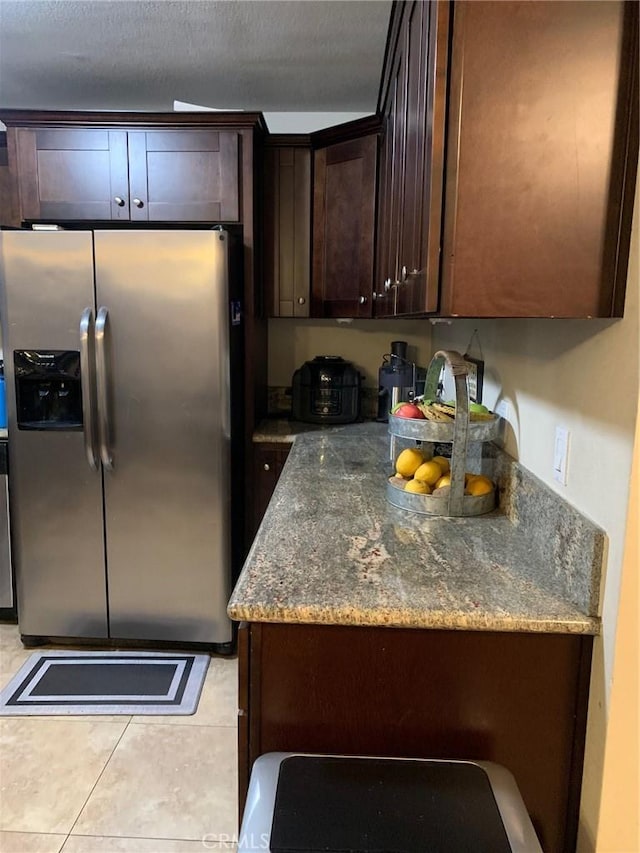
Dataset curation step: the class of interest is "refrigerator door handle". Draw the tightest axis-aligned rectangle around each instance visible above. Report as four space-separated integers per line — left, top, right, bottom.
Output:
95 306 114 471
79 308 99 471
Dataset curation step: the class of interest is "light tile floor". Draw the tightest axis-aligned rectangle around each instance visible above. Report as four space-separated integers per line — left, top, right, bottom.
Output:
0 623 239 853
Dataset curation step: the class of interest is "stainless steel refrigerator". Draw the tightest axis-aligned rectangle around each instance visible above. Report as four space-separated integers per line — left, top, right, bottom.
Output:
0 228 239 649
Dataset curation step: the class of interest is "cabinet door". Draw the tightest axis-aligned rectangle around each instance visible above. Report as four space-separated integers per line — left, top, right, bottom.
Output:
396 0 448 316
374 42 406 319
0 134 19 227
264 146 311 317
243 623 592 853
13 128 129 221
312 135 377 318
373 119 394 318
251 443 291 541
441 1 638 318
128 130 240 222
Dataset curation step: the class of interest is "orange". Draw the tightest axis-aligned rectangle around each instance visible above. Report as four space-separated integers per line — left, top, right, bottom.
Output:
467 478 493 496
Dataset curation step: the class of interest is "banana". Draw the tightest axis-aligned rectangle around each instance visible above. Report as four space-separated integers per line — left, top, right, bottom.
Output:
417 402 454 421
469 411 495 422
432 403 456 418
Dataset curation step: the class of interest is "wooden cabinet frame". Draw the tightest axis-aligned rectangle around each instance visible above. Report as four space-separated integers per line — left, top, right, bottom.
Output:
0 110 264 225
238 621 593 853
263 136 312 318
375 0 449 318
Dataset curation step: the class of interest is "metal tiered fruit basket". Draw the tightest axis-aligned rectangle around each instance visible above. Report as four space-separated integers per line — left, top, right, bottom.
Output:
386 350 501 517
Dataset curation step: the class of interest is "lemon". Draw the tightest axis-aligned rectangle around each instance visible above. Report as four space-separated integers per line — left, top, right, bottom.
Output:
395 448 424 478
414 460 443 486
435 474 451 489
467 478 493 496
405 478 431 494
432 455 450 474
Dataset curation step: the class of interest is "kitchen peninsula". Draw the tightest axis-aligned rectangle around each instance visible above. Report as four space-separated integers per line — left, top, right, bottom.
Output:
229 425 604 853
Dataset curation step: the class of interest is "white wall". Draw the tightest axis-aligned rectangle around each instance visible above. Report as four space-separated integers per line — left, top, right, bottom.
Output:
173 102 372 134
262 112 373 134
268 318 432 387
431 185 639 849
595 401 639 851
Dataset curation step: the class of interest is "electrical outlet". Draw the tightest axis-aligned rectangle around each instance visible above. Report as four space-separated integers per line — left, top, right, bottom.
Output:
553 427 570 485
496 400 510 420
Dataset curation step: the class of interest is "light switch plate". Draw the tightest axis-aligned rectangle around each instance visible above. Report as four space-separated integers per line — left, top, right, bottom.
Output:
553 427 570 485
496 400 510 421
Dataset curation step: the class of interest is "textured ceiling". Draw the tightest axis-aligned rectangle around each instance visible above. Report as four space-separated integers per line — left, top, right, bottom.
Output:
0 0 391 113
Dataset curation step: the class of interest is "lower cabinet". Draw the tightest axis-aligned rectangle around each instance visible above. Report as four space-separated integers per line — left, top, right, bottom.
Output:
237 621 592 853
251 443 292 541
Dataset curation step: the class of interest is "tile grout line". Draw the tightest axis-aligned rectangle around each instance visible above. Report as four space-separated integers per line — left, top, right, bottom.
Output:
59 718 237 846
127 720 237 729
59 830 236 845
62 715 133 846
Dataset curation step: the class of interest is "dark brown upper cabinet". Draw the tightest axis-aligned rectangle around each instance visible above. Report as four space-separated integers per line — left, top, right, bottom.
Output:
375 0 449 318
0 132 19 227
377 0 638 319
263 137 312 317
0 112 257 224
440 0 638 318
311 121 379 319
127 130 239 222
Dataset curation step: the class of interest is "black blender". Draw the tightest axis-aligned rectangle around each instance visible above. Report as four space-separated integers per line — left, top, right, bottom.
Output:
377 341 424 422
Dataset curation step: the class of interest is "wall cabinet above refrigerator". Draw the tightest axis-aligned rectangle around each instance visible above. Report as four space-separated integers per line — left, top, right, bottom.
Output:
0 111 267 225
376 0 638 319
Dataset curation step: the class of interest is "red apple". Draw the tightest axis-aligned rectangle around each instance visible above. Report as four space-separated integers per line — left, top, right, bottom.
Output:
392 402 425 419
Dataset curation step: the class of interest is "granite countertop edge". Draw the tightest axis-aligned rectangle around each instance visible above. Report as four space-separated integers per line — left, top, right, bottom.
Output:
227 603 599 635
253 418 384 443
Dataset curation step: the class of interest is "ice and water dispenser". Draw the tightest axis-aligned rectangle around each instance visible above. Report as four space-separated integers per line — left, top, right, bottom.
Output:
13 351 83 430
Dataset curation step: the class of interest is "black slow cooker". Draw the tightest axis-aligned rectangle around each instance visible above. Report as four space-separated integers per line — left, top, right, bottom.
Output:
291 356 362 424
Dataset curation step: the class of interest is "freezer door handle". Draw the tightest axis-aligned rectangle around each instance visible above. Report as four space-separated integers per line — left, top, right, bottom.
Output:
95 306 114 471
79 308 98 471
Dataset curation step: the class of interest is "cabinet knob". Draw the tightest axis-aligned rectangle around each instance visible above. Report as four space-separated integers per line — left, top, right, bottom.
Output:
133 198 144 209
263 463 271 471
384 278 392 293
297 297 306 305
359 296 368 305
400 265 408 283
114 196 125 207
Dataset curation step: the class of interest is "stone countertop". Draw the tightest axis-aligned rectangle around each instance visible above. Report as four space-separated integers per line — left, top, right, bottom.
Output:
253 418 384 444
229 428 603 635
